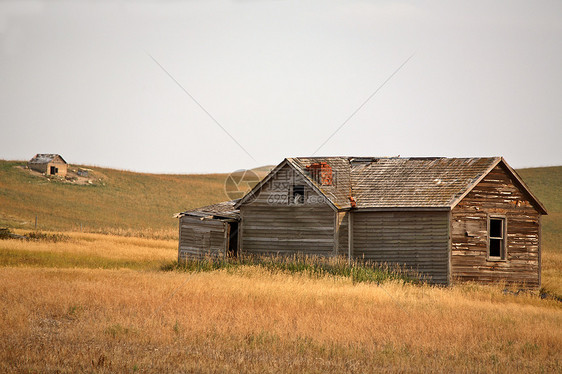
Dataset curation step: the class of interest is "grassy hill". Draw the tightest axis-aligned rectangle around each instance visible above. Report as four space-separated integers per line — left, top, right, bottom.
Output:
0 160 560 245
0 160 251 237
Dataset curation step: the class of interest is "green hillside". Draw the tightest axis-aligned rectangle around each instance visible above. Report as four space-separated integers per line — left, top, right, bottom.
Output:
0 160 560 246
0 160 235 237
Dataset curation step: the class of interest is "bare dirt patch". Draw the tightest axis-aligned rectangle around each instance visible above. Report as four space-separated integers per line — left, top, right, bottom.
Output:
17 165 106 185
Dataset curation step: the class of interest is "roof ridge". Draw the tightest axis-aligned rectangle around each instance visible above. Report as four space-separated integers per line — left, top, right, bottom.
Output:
238 156 544 212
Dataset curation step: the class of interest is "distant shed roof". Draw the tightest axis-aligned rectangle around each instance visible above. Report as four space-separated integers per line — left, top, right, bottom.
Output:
176 199 240 220
28 154 67 164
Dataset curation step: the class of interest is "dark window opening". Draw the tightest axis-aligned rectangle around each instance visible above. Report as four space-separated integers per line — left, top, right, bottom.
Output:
227 221 239 257
50 166 58 175
489 217 505 259
490 219 502 238
292 185 305 204
490 239 501 257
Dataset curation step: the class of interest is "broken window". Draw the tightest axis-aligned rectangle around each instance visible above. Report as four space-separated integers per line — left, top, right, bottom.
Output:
489 217 506 260
291 185 305 204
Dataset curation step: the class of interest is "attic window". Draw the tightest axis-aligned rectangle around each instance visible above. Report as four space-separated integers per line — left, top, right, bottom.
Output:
488 217 506 260
291 185 305 204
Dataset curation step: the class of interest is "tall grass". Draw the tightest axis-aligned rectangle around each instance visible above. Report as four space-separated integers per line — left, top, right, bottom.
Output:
0 230 177 270
0 231 561 372
1 266 560 373
0 162 560 371
164 254 423 285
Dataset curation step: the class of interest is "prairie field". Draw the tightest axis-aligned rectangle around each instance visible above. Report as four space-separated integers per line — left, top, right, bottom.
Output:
0 161 560 372
0 160 245 237
1 232 561 373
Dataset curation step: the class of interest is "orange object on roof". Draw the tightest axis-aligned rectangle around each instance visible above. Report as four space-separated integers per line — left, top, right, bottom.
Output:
306 162 333 186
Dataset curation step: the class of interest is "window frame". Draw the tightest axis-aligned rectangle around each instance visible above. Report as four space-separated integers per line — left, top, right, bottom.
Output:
290 184 306 205
487 215 507 261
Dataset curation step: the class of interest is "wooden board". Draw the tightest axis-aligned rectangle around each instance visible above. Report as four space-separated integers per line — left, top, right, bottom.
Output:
178 216 226 260
451 164 541 288
351 211 450 284
240 163 336 256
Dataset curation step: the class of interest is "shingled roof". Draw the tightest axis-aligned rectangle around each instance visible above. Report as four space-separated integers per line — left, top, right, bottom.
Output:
349 157 499 209
28 154 67 164
288 157 352 209
253 156 545 212
175 199 240 220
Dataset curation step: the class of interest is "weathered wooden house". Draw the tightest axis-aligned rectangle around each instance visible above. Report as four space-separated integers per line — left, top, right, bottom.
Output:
178 157 547 287
176 200 240 260
27 154 68 177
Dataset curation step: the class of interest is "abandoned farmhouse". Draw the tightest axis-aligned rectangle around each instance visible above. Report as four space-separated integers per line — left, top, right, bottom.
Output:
177 157 547 287
27 154 68 177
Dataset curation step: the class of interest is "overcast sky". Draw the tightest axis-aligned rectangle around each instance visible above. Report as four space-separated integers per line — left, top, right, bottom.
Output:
1 0 560 174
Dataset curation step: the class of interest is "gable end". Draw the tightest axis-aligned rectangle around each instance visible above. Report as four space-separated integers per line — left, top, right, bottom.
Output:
235 159 338 211
450 158 547 215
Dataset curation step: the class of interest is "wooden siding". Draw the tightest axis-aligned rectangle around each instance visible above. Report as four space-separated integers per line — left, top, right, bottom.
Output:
28 163 48 174
336 211 349 256
352 211 450 284
47 162 68 177
240 163 336 256
451 164 541 288
178 216 226 260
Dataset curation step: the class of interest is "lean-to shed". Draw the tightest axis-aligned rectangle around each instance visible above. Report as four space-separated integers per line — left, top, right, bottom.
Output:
175 200 240 261
232 157 547 287
28 154 68 177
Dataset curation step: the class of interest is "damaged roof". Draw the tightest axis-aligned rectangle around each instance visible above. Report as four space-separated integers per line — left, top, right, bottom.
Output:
349 157 500 209
175 199 240 220
245 156 545 212
288 157 352 209
288 156 504 209
192 156 546 215
28 154 67 164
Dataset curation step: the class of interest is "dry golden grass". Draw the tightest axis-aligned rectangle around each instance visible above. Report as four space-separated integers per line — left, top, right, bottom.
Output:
542 250 562 298
0 231 176 270
1 234 561 373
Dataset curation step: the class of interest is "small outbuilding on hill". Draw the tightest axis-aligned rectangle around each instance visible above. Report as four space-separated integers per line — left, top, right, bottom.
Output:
28 154 68 177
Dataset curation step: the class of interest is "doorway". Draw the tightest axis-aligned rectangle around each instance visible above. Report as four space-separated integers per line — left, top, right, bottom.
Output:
227 221 239 257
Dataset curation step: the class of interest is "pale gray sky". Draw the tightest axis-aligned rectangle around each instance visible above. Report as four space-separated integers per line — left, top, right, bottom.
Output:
1 0 560 173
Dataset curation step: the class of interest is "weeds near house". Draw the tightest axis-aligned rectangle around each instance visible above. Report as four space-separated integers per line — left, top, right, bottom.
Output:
26 231 70 242
0 228 69 242
164 254 423 285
